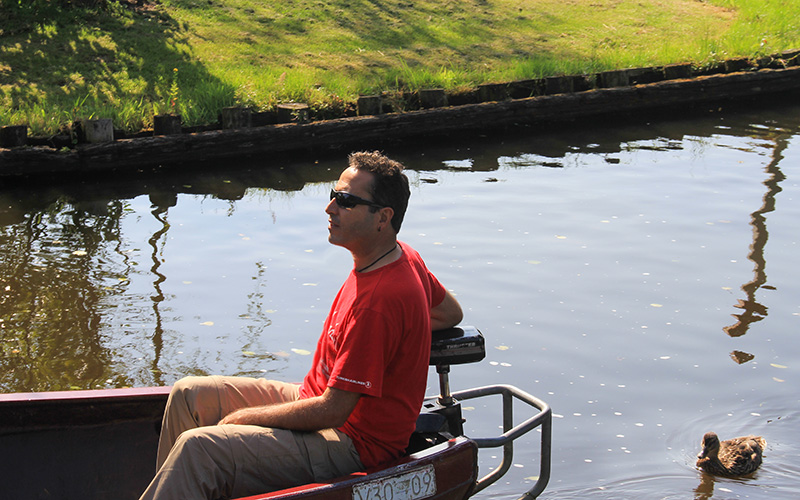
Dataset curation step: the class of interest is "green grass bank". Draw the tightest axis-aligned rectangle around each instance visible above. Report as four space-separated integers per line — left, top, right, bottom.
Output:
2 0 799 137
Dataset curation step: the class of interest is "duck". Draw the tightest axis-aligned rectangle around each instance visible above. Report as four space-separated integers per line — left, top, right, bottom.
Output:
696 432 766 476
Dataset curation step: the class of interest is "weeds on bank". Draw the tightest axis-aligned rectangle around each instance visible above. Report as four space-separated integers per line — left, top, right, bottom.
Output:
167 68 180 115
1 0 235 134
1 0 799 136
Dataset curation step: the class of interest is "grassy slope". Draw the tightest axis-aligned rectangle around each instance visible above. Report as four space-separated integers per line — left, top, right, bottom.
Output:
1 0 799 136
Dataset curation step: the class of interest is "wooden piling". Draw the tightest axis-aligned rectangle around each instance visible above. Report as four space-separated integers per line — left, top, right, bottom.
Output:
663 63 693 81
357 96 382 116
574 74 597 92
1 125 27 148
598 70 630 88
83 118 114 143
277 103 310 124
544 76 574 95
478 83 509 102
507 79 542 99
419 89 447 109
153 114 182 136
222 107 252 130
781 49 800 66
724 58 753 73
627 67 664 85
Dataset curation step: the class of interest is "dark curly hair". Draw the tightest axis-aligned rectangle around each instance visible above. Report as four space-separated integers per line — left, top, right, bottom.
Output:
348 151 410 233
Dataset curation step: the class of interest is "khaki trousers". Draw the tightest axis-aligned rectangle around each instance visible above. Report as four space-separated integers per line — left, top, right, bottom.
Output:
140 376 363 500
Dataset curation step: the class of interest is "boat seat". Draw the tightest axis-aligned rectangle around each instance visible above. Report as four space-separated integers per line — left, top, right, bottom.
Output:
429 326 485 366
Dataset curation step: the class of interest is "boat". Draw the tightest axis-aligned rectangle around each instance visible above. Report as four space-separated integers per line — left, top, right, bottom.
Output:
0 326 551 500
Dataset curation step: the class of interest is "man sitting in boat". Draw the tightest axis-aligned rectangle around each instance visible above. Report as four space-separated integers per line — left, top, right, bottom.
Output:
140 151 464 500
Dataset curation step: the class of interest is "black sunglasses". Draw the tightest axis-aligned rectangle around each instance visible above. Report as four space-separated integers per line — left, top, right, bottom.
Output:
330 189 386 209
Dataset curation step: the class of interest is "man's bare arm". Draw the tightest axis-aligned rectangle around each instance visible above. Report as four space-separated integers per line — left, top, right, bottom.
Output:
431 290 463 332
218 386 361 430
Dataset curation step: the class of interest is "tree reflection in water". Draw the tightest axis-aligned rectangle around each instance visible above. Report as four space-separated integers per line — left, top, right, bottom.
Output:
0 198 131 392
146 193 177 387
723 130 789 362
0 162 334 393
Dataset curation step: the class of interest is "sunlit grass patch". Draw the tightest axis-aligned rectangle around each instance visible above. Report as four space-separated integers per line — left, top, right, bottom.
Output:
1 0 799 136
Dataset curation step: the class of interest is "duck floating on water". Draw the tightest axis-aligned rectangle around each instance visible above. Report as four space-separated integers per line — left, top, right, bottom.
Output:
696 432 766 476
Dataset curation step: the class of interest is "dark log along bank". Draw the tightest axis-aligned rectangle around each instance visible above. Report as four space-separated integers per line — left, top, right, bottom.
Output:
1 55 799 179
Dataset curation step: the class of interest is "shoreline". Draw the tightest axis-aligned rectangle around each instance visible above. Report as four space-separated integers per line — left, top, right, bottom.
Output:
2 56 800 179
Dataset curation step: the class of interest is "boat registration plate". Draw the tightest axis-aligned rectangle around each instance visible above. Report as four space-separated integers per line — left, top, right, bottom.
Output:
352 464 436 500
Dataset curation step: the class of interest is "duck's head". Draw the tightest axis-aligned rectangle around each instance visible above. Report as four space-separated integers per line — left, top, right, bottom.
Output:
697 432 720 460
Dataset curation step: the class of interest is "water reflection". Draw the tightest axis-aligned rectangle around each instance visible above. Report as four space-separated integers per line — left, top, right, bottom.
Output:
0 199 129 391
147 196 174 386
1 104 798 391
723 131 788 348
694 473 716 500
0 165 339 392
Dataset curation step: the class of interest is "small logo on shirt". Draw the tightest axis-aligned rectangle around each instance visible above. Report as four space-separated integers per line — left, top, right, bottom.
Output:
336 375 372 389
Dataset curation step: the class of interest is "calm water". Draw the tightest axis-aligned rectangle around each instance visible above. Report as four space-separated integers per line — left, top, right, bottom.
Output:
2 101 799 499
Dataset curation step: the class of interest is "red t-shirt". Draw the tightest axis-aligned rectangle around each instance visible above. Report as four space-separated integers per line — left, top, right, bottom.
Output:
299 241 446 468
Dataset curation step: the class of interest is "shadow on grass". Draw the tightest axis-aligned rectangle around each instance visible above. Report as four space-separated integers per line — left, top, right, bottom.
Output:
0 1 236 134
273 0 585 88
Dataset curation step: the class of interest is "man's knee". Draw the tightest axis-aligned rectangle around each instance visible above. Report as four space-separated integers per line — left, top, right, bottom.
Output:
171 426 231 461
164 376 224 427
169 376 220 408
171 376 217 395
154 427 235 499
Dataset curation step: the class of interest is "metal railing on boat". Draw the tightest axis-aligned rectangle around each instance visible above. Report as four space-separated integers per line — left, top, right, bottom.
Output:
449 384 552 499
425 326 552 500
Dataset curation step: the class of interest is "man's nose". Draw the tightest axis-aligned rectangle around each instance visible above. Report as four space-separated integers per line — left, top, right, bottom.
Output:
325 198 338 214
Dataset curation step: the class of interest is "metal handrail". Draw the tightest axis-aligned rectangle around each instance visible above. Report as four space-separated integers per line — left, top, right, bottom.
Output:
450 384 552 500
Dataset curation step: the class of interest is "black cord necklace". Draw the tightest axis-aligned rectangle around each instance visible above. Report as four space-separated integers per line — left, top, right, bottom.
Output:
357 244 398 273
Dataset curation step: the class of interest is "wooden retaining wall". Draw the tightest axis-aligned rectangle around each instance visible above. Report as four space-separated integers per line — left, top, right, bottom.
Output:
1 62 800 178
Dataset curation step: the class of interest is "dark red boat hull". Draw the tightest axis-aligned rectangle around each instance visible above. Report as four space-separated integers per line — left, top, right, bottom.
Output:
0 387 477 500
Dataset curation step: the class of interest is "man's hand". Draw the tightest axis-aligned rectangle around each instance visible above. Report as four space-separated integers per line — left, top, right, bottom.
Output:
218 386 361 431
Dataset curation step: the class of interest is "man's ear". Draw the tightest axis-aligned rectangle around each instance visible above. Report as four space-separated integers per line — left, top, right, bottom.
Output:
378 207 394 231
